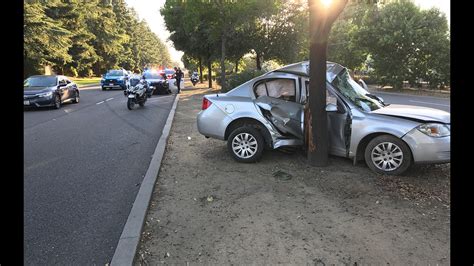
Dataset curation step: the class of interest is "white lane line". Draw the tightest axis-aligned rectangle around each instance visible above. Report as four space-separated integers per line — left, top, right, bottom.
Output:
96 101 105 105
409 100 450 107
106 98 114 101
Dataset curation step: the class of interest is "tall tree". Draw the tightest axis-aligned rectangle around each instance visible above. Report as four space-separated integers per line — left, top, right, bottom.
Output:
358 0 450 89
24 2 72 77
306 0 347 166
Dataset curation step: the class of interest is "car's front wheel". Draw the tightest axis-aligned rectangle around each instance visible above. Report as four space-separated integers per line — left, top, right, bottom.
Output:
227 126 264 163
53 94 61 109
72 91 80 103
364 135 412 175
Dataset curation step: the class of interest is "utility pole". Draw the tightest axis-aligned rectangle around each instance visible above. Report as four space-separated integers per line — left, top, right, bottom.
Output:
306 0 347 166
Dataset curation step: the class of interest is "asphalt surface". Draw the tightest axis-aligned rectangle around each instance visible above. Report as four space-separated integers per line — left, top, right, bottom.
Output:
369 91 450 112
24 86 176 264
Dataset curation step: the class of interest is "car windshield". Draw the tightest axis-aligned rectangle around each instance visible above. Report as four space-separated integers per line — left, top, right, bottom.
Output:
106 70 123 76
24 76 57 87
143 72 163 79
165 70 174 75
331 68 383 112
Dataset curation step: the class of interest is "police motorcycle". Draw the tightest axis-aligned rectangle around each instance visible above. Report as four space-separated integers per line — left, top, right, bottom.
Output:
124 76 150 110
191 71 199 86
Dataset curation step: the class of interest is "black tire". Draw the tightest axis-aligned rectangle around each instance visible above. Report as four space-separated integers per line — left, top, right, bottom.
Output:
102 86 106 91
127 98 135 110
53 94 61 109
227 126 264 163
72 91 80 103
364 135 412 175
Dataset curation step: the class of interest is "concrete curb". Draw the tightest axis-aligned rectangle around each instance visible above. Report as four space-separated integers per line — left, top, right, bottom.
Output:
110 94 180 266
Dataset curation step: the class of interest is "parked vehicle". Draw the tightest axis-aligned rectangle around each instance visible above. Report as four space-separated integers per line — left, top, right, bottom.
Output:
191 71 199 86
124 78 148 110
24 75 80 109
142 70 170 95
101 69 130 90
164 69 175 80
196 61 450 175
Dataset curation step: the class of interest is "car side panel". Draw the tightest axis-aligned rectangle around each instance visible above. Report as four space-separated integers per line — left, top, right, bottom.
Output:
402 129 450 163
198 94 285 144
197 103 230 140
349 109 421 158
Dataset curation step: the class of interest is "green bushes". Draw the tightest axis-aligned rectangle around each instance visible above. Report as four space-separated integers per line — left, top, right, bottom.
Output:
219 69 266 92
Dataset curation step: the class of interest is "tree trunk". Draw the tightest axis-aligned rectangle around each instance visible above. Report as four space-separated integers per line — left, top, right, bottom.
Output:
220 33 226 90
307 39 329 166
256 52 261 70
199 57 203 83
235 58 239 73
306 0 347 166
208 59 212 88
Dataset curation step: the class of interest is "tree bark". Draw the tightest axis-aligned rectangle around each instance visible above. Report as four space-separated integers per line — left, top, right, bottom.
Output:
208 59 212 88
306 0 347 166
235 58 239 73
199 57 203 83
256 52 261 70
220 32 226 89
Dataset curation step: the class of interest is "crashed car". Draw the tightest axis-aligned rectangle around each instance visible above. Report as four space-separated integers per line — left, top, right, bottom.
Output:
197 61 450 175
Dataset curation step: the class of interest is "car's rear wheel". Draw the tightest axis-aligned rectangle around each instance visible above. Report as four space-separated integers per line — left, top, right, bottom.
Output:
364 135 412 175
53 94 61 109
227 126 264 163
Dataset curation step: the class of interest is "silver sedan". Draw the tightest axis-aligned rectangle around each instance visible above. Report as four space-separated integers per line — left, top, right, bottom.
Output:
197 61 450 175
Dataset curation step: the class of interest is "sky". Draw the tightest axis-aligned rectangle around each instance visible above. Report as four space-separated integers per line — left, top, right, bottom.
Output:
124 0 450 65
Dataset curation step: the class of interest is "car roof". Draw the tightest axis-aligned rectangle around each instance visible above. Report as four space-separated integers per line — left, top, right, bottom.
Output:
271 61 345 82
28 75 58 78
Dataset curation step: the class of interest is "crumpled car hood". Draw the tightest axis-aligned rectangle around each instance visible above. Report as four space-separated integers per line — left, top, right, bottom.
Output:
371 104 450 123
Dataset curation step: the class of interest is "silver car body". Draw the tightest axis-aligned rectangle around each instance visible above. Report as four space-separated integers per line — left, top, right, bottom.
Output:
197 61 450 164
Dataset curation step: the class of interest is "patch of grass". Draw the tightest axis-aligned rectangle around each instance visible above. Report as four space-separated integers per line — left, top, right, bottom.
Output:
71 77 101 87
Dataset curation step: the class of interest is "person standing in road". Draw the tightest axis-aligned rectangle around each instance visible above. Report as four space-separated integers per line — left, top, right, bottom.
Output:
173 67 183 94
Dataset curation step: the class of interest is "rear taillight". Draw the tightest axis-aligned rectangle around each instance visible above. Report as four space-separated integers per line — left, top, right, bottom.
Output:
202 97 212 110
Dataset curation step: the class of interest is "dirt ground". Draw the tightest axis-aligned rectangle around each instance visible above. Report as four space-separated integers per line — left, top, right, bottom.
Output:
136 82 450 265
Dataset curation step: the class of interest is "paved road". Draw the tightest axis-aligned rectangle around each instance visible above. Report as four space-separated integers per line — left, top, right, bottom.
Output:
24 86 176 264
369 90 450 112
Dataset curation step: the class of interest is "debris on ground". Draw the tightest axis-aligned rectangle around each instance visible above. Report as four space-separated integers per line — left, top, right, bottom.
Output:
273 170 293 181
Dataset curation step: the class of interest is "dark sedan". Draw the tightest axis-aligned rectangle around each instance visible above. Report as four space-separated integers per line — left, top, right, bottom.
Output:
24 75 80 109
143 71 170 95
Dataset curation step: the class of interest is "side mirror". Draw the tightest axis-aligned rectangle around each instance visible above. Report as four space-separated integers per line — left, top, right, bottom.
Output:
325 103 338 112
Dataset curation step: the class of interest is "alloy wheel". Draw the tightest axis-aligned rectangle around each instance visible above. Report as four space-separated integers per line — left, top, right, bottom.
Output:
370 142 404 172
232 133 258 159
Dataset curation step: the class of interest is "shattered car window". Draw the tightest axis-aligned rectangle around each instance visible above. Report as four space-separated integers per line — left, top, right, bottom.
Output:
331 68 383 112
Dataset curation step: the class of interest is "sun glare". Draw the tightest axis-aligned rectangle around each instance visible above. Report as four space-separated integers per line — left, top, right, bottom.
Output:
321 0 333 7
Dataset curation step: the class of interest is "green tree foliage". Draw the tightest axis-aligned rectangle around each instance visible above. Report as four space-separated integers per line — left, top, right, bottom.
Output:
24 2 72 77
160 0 449 90
358 0 450 89
327 3 371 71
24 0 171 77
248 0 308 69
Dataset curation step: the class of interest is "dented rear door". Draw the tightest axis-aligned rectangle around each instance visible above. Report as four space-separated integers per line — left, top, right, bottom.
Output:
254 78 304 140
